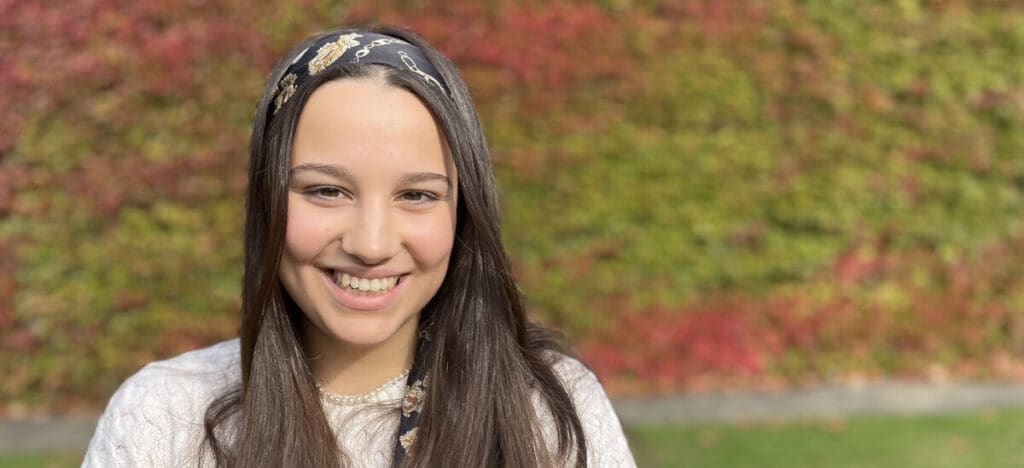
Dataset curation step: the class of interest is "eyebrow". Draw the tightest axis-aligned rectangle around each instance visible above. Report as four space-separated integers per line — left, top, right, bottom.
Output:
289 163 356 182
400 172 452 192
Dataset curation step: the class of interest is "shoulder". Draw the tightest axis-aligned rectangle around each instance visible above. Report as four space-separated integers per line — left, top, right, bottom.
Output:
549 354 600 395
83 338 241 467
106 338 240 413
546 353 637 467
548 353 616 421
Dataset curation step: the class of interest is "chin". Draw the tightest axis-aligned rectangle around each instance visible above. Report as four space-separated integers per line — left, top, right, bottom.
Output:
318 311 419 350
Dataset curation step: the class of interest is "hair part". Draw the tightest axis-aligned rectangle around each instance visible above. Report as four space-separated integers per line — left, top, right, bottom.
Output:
204 25 587 467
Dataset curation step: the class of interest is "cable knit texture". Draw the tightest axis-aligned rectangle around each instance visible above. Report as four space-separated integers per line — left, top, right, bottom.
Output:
83 339 636 467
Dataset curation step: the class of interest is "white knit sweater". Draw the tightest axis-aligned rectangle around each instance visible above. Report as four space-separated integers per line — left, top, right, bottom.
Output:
83 339 636 467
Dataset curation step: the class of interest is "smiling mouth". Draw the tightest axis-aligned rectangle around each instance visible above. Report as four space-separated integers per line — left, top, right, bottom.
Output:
327 270 402 294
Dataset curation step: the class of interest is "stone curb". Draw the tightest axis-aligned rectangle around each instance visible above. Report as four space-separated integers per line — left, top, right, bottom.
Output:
0 418 98 453
613 381 1024 426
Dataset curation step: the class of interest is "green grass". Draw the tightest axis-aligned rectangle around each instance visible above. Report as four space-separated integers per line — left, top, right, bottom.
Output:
626 408 1024 468
0 452 80 468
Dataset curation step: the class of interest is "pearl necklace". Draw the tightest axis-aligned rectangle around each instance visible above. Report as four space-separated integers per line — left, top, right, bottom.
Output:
316 369 410 406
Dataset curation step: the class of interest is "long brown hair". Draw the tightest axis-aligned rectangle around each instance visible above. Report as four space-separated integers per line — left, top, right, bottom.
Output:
203 25 587 467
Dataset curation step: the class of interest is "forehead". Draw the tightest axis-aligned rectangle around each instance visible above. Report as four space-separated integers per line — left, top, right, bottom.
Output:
290 79 451 174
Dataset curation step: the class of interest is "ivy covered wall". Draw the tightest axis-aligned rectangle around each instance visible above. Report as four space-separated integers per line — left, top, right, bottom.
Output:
2 0 1023 412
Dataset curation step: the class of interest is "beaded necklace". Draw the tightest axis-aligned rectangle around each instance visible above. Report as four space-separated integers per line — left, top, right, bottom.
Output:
315 369 410 406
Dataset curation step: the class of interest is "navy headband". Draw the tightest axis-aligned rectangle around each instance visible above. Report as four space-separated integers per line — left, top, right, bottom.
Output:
272 31 451 113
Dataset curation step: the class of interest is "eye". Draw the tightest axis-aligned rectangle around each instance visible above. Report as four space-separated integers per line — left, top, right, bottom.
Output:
306 186 347 200
399 190 439 203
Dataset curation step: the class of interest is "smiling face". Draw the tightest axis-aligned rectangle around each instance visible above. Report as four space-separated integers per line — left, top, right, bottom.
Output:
280 78 456 361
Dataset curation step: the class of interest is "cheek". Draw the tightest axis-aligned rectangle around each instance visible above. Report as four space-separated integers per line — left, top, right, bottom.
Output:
404 210 457 267
283 198 336 262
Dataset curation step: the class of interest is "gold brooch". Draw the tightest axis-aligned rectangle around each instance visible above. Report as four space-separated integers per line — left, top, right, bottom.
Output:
308 33 363 75
273 73 297 112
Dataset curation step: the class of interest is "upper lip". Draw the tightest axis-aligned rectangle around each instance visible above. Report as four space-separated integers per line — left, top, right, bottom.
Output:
319 266 408 279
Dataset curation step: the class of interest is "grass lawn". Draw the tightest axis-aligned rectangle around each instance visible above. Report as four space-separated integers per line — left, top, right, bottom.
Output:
627 407 1024 468
0 452 81 468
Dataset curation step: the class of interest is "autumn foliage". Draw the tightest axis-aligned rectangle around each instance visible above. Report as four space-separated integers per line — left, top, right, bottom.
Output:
2 1 1024 413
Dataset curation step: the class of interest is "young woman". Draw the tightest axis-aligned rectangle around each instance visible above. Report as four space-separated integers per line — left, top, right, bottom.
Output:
84 25 635 467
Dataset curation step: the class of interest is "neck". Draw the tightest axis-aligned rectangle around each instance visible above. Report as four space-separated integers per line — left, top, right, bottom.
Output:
302 321 417 395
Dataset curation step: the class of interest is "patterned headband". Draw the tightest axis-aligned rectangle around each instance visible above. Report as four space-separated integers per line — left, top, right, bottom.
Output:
272 31 451 113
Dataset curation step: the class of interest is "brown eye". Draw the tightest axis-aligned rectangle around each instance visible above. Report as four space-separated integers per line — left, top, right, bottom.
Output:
400 191 438 203
306 186 346 199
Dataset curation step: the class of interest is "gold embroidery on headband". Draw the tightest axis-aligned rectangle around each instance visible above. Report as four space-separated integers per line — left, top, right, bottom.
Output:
397 51 445 92
273 73 298 112
352 38 408 63
308 33 363 75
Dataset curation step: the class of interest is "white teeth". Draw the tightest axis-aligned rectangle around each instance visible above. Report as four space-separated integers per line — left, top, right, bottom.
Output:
332 270 400 293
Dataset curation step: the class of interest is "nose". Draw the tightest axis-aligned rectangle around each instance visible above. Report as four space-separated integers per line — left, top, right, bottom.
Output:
341 200 400 265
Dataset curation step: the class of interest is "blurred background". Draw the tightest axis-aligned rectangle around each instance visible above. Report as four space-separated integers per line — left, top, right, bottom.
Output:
2 0 1024 466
